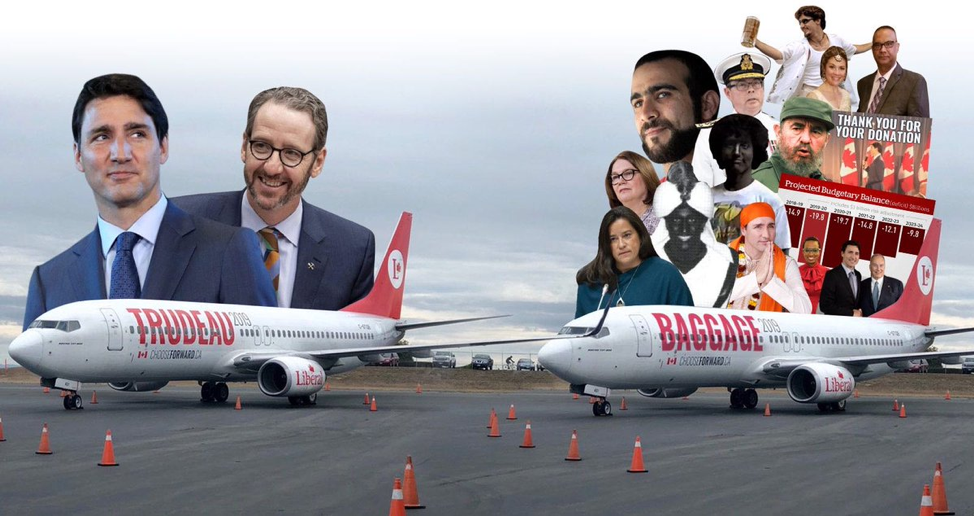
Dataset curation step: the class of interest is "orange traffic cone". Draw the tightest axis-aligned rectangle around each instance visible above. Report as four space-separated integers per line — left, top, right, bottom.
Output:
389 478 406 516
507 404 517 421
364 393 371 405
234 396 242 410
932 462 954 515
854 389 859 399
572 393 579 400
36 423 52 455
919 484 934 516
0 414 6 442
588 396 595 404
370 396 378 412
764 403 772 417
620 397 628 411
627 436 648 473
487 408 496 428
91 391 99 404
893 399 899 411
565 430 581 461
403 455 425 509
60 389 67 398
488 414 501 438
416 383 422 394
944 390 951 401
98 430 118 467
899 403 907 418
43 386 50 393
520 421 535 448
325 382 330 392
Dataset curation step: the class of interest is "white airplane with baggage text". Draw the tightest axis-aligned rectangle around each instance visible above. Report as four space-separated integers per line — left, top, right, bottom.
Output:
538 219 974 415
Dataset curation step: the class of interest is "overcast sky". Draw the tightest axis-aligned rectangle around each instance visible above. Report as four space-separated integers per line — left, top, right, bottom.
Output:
2 1 971 366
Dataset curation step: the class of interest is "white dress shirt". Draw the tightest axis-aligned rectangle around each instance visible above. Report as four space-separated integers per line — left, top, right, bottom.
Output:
98 196 168 294
241 197 303 308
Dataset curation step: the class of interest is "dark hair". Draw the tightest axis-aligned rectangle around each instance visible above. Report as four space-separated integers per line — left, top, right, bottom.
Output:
633 50 719 122
819 46 848 80
873 25 897 40
795 6 826 29
803 236 821 246
245 87 329 151
605 151 661 209
870 142 883 153
72 74 168 145
576 207 657 289
841 240 860 253
709 114 769 170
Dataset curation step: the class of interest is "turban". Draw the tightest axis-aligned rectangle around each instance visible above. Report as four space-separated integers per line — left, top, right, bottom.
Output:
739 202 775 228
654 181 713 218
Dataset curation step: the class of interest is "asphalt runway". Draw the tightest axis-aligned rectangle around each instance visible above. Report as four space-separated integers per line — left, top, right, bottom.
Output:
0 384 970 515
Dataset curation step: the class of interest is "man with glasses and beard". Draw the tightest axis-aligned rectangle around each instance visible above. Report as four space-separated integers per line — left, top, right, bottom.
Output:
631 50 722 186
174 87 375 311
752 97 834 192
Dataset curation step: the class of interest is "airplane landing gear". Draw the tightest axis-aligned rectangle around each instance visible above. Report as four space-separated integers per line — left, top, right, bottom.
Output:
593 398 612 417
729 388 759 409
287 393 317 407
817 400 847 413
62 392 83 410
729 388 744 408
200 382 229 403
743 389 759 409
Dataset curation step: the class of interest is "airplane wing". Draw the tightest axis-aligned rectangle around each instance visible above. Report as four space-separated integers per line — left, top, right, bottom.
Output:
396 315 509 331
925 326 974 338
752 349 974 379
227 304 612 371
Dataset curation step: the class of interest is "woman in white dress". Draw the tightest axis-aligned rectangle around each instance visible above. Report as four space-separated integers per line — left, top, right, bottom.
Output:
806 46 851 111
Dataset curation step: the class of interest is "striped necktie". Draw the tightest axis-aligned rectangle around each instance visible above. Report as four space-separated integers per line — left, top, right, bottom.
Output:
110 232 141 299
868 76 887 113
258 228 281 292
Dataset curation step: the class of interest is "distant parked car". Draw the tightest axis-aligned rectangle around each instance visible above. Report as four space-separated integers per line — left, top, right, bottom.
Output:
516 358 535 371
376 353 399 367
432 351 456 368
471 354 494 370
963 357 974 374
903 359 928 373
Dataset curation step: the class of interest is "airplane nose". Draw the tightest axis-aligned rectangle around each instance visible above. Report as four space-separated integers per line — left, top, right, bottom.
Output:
538 339 572 376
9 330 43 368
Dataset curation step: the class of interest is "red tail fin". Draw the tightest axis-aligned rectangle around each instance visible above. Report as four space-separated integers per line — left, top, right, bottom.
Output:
342 212 412 319
874 218 940 326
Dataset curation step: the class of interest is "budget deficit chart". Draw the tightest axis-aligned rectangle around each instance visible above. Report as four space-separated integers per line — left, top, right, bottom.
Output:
778 175 935 279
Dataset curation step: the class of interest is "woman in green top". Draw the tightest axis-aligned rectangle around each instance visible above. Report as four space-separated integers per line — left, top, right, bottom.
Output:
575 207 694 318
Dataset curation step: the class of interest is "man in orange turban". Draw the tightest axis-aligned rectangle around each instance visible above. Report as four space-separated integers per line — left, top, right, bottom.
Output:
727 203 811 313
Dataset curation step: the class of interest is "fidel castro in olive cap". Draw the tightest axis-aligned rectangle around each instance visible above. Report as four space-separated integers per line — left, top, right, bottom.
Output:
752 96 835 192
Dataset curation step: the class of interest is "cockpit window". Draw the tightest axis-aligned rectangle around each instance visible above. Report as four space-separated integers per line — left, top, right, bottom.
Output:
594 327 610 339
29 320 80 332
56 320 81 332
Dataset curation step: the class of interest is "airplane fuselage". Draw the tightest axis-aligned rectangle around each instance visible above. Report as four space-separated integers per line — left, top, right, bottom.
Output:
539 306 931 391
16 299 403 383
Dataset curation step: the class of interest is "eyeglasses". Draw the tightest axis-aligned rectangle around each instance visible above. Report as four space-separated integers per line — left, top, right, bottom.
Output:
798 17 815 25
872 40 897 51
728 79 764 91
248 140 315 168
610 169 638 185
803 248 821 253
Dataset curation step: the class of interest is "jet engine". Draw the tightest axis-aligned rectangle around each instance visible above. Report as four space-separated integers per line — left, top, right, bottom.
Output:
786 363 855 404
108 381 170 392
257 356 325 397
637 387 699 398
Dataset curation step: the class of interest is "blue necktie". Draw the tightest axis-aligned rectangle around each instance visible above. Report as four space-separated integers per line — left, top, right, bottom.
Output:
873 281 880 311
110 232 141 299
